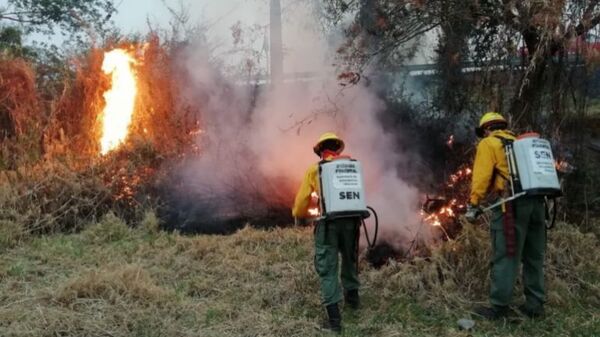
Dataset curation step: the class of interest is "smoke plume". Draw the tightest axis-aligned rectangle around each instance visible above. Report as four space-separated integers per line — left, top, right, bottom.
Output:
166 1 429 249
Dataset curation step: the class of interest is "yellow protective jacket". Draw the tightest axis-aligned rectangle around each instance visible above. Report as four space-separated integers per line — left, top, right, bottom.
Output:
292 153 338 218
292 162 320 218
470 130 516 206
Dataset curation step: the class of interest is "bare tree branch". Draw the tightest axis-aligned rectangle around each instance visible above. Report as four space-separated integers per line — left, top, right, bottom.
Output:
582 0 600 22
0 15 38 24
574 12 600 36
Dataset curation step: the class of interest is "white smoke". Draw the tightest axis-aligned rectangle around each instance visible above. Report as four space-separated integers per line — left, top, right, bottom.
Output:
175 0 430 248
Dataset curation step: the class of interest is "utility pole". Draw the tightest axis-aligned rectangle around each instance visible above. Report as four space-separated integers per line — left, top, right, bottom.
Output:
270 0 283 83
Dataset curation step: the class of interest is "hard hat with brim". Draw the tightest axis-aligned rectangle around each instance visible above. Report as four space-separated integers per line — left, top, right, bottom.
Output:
313 132 345 155
475 112 507 137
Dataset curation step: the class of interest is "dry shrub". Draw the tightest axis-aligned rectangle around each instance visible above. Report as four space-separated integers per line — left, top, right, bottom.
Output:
81 212 130 244
47 37 200 158
141 209 161 234
94 146 164 219
0 218 26 249
367 220 600 310
368 221 490 308
44 37 200 217
48 48 107 158
0 155 170 250
47 36 200 159
0 57 42 169
0 161 111 249
0 157 175 251
131 34 200 157
56 264 170 305
545 224 600 305
0 37 202 242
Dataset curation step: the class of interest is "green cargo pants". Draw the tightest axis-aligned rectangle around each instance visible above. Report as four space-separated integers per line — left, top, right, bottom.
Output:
489 196 546 311
314 217 360 306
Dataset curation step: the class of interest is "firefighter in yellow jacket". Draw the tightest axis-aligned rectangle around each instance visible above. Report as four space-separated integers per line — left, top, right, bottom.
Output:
293 132 360 333
466 112 546 319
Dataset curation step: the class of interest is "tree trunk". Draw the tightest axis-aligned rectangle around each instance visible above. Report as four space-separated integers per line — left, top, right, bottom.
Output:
436 0 474 116
509 28 548 129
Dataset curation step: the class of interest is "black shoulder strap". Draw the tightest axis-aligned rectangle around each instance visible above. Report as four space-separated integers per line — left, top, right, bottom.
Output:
494 135 514 146
491 135 511 181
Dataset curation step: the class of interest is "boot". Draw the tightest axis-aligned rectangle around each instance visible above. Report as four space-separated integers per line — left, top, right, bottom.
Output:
473 305 509 320
344 289 360 310
322 303 342 333
518 304 544 319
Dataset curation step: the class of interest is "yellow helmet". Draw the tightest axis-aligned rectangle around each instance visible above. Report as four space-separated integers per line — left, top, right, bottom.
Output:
313 132 345 155
479 112 506 127
476 112 507 137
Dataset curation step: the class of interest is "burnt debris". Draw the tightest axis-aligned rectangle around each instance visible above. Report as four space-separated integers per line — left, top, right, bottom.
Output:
155 169 294 235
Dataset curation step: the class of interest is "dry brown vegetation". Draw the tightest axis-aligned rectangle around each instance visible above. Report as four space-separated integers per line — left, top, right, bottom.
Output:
0 213 598 337
0 161 111 249
0 57 42 169
45 36 199 159
0 14 598 337
0 36 202 251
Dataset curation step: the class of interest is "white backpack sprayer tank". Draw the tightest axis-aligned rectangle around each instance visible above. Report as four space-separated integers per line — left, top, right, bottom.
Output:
318 157 378 248
512 134 561 196
318 158 370 219
485 133 562 227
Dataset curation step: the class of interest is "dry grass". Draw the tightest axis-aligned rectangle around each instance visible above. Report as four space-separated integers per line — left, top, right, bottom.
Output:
0 57 42 169
56 264 172 306
47 36 200 159
0 58 39 136
0 161 112 250
0 40 207 254
131 35 200 157
48 48 107 158
0 37 202 244
0 214 598 337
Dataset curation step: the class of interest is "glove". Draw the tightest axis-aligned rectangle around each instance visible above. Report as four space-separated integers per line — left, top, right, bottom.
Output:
464 204 482 222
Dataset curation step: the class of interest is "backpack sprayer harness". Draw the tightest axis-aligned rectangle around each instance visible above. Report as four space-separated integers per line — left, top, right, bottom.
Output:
316 157 379 250
486 133 562 229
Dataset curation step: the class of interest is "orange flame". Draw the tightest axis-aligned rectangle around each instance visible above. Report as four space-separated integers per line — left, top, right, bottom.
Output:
308 191 320 217
423 166 472 230
308 208 320 216
100 49 138 155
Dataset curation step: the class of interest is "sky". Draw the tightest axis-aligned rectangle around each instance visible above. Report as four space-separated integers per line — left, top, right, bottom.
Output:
0 0 264 35
0 0 264 48
0 0 326 72
0 0 434 70
112 0 266 41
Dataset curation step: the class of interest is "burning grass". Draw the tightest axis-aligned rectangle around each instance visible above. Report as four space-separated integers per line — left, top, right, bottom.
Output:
48 36 199 159
0 214 598 337
0 145 179 251
0 36 206 250
0 27 597 337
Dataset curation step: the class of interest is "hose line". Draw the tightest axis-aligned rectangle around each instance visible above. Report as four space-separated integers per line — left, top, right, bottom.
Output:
362 206 379 250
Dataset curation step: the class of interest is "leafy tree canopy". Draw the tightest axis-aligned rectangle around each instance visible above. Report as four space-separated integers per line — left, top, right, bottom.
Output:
325 1 600 125
0 0 116 40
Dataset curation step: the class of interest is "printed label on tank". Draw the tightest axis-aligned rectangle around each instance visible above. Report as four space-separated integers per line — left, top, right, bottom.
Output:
333 163 362 189
528 146 556 175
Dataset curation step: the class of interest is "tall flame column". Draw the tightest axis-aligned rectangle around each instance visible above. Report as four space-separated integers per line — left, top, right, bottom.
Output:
100 49 138 155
